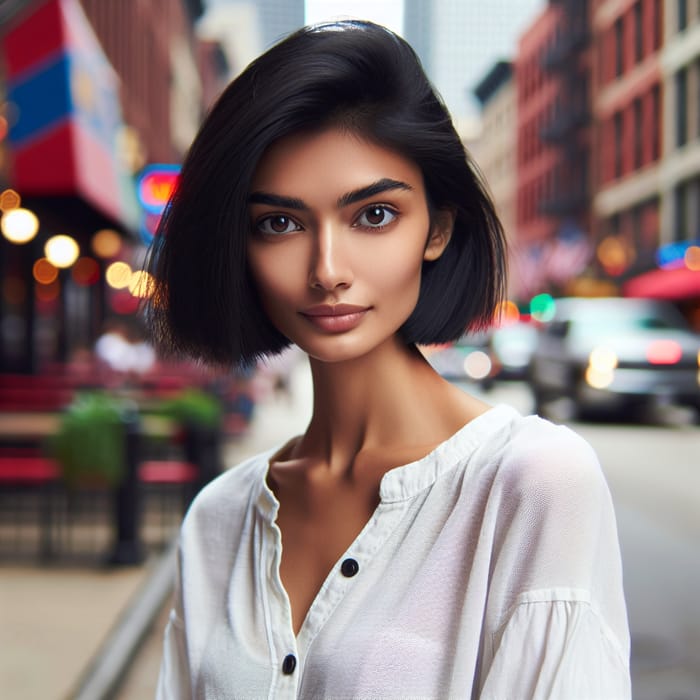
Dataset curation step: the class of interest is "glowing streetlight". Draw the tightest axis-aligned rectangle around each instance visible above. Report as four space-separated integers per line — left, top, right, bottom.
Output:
1 207 39 244
105 261 132 289
91 229 121 258
44 235 80 268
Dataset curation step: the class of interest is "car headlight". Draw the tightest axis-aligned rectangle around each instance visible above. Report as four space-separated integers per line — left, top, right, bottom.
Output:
588 347 618 372
585 347 617 389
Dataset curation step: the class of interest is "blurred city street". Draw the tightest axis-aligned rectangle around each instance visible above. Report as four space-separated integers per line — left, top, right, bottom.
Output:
1 0 700 699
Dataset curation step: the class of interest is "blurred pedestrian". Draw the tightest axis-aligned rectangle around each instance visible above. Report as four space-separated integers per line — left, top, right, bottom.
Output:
147 20 630 699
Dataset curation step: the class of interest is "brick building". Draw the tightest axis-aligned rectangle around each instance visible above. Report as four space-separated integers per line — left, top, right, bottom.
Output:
593 0 700 307
515 5 563 247
513 3 594 298
592 0 664 277
81 0 206 165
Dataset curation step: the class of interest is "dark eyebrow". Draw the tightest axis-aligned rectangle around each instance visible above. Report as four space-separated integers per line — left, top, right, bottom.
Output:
249 178 413 212
248 192 309 210
337 178 413 208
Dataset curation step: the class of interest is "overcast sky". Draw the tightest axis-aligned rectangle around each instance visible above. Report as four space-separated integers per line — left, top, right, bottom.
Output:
305 0 545 116
205 0 545 117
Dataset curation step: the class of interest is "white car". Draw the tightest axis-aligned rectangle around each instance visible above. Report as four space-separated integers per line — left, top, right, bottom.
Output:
528 297 700 421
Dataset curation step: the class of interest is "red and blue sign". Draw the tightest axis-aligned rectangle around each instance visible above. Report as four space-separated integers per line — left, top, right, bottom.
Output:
0 0 138 229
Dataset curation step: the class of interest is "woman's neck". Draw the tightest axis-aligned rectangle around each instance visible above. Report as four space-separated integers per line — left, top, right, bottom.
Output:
290 337 490 477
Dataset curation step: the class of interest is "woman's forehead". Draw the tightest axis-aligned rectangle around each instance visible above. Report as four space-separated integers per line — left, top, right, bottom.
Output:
250 127 424 197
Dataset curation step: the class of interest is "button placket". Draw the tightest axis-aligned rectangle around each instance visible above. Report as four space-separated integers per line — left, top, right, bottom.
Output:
261 511 299 695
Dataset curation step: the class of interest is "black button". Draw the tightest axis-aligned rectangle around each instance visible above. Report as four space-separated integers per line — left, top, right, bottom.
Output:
282 653 296 675
341 558 359 577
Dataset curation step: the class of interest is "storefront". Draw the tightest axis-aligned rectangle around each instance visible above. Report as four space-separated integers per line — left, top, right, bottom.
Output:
0 0 140 373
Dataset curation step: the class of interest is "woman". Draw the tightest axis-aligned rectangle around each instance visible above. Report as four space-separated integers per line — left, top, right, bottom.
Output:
150 20 630 699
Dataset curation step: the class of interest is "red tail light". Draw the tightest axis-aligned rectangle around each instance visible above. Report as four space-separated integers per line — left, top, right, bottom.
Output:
646 340 683 365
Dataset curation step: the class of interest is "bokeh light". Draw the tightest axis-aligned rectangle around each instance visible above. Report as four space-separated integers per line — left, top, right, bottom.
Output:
494 300 520 326
646 339 682 365
91 229 122 258
588 347 618 372
128 270 154 298
685 246 700 271
585 365 614 389
0 188 21 212
1 207 39 243
44 235 80 268
530 293 556 322
32 258 59 285
71 256 100 286
463 350 492 380
106 261 133 289
597 237 633 276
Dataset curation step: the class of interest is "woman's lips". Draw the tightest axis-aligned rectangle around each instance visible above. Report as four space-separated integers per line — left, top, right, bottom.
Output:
300 304 371 332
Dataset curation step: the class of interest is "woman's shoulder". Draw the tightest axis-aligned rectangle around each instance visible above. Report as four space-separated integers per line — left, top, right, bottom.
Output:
487 410 610 515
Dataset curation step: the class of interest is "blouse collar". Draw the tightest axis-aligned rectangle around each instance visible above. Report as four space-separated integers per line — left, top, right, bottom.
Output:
255 404 519 517
378 404 518 502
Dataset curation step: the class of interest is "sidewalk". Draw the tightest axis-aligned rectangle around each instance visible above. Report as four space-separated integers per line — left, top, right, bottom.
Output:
0 358 313 700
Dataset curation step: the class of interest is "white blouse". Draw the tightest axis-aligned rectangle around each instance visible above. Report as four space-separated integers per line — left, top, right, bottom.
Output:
157 405 631 699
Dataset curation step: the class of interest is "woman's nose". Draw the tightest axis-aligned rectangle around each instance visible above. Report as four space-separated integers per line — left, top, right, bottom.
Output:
308 226 353 290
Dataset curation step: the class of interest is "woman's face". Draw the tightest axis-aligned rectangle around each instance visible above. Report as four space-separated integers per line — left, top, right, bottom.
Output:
247 128 450 364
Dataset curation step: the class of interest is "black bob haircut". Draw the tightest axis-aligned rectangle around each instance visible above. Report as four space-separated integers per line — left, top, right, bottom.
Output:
145 20 507 367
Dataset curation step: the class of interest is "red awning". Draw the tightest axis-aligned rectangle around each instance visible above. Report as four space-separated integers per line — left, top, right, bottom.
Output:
623 266 700 301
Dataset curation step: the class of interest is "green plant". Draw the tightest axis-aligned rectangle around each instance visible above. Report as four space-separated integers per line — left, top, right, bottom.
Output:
50 392 129 487
157 388 223 429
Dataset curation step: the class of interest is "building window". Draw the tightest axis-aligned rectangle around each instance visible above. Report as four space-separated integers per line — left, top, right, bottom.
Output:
653 0 663 49
690 177 700 242
651 84 661 160
674 181 688 240
676 67 688 147
633 97 643 168
614 111 624 178
678 0 688 30
635 2 644 62
615 17 624 76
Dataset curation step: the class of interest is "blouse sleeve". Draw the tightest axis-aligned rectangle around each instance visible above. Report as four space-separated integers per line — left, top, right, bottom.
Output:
478 419 631 699
478 591 631 699
156 547 192 700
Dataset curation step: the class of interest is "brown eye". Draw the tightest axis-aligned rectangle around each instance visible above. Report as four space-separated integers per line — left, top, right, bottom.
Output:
256 215 301 235
356 205 397 229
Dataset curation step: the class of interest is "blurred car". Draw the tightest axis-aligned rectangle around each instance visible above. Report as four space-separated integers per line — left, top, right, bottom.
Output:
528 297 700 420
423 331 499 389
489 321 538 381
